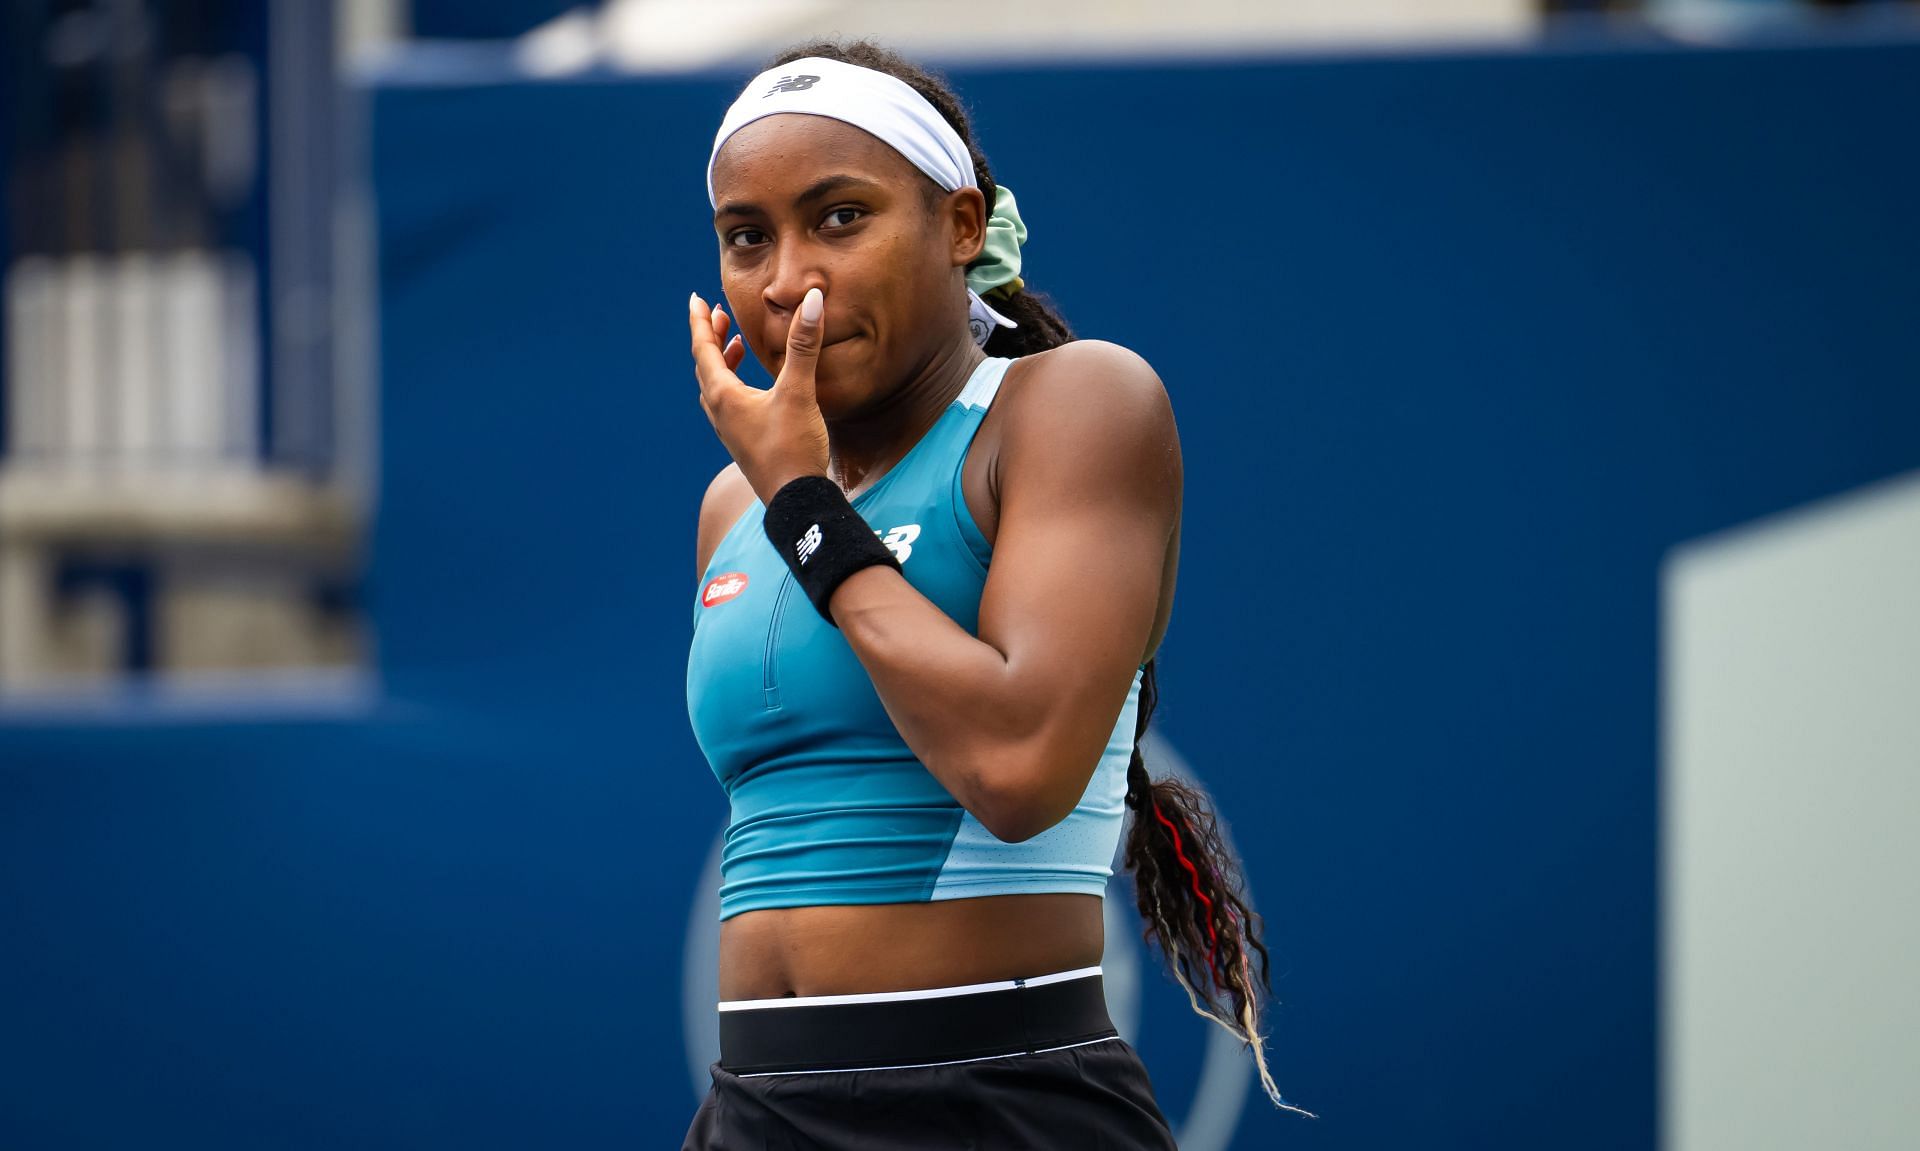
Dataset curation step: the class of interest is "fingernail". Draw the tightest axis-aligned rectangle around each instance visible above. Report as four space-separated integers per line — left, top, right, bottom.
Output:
689 292 700 310
800 288 823 324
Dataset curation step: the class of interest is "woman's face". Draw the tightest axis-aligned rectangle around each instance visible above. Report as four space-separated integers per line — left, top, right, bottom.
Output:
709 113 985 416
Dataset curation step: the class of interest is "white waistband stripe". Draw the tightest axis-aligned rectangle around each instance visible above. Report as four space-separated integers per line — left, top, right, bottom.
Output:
716 965 1103 1013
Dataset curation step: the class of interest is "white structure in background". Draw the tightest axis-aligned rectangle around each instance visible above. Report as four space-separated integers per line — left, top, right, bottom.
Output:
1663 471 1920 1151
515 0 1536 75
0 3 369 691
5 250 257 471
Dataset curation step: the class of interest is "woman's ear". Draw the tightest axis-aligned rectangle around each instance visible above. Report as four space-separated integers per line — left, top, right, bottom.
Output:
943 186 989 268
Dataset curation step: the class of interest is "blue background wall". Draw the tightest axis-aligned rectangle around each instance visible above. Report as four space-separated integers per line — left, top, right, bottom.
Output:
5 35 1919 1149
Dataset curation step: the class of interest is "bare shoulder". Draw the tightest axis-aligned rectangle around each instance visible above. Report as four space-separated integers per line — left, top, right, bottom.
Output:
997 340 1178 464
696 462 757 577
1010 339 1168 405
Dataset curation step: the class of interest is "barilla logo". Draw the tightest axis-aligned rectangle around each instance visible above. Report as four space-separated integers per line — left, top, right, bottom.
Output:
701 572 749 607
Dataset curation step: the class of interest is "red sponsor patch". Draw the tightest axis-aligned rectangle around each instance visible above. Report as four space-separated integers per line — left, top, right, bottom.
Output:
701 571 749 607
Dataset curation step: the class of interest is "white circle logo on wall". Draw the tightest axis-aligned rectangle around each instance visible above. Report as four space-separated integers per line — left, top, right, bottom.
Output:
680 731 1253 1151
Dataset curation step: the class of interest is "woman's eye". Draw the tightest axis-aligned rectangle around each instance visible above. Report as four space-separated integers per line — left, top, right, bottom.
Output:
822 208 864 229
727 229 766 248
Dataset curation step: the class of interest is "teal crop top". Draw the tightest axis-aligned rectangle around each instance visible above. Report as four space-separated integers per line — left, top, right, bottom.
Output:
685 356 1144 920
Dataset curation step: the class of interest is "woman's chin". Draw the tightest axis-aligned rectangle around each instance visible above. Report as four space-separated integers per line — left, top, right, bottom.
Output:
814 380 860 420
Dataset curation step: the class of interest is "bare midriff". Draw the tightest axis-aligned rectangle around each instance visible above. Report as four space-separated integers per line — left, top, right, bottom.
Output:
718 892 1106 1001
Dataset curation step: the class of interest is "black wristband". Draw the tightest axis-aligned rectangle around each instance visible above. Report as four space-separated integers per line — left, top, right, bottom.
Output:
763 475 901 624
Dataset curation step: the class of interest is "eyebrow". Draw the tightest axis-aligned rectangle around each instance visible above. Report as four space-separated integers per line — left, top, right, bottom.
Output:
714 174 884 220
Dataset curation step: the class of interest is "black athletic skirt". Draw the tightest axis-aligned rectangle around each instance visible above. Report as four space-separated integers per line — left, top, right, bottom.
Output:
682 967 1178 1150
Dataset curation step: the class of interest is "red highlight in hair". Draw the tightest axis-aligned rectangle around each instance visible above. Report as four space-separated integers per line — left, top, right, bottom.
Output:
1152 799 1220 974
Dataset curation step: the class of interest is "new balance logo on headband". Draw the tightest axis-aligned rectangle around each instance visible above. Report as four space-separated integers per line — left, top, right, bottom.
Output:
764 74 821 97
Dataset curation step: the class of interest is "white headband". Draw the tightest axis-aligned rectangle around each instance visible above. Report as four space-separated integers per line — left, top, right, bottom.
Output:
707 57 1016 344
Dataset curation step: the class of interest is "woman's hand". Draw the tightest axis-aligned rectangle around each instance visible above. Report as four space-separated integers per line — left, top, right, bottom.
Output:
689 287 832 505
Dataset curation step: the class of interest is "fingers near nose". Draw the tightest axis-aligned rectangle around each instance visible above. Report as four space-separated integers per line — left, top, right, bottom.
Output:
786 288 824 360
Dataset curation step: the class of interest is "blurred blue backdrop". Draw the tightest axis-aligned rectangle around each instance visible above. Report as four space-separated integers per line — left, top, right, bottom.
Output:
5 33 1919 1150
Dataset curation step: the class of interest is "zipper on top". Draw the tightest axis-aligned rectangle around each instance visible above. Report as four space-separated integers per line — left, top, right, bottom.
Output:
761 571 796 710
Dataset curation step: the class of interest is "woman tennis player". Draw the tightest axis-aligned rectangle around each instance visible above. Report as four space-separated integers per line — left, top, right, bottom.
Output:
685 40 1310 1148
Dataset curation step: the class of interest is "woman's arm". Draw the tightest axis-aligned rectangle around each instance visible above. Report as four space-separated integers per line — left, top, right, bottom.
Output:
696 462 756 577
830 340 1181 842
688 295 1181 843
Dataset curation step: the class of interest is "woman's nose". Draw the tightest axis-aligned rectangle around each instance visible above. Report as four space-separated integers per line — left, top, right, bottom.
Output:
762 244 824 317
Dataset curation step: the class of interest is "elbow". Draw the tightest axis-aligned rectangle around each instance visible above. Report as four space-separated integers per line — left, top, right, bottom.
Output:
961 752 1080 845
975 804 1058 845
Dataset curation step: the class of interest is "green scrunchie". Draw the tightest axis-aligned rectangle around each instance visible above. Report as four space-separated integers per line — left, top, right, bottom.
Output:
966 185 1026 300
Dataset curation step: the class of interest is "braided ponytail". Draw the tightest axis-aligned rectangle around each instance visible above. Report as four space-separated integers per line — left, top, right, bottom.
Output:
767 38 1309 1117
1122 664 1315 1117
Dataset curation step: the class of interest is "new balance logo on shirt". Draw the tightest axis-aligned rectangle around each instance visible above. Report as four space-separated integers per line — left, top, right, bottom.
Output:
877 524 920 564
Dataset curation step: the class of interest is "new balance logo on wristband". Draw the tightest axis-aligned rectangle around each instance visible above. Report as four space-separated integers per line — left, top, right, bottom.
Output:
761 478 908 624
795 524 824 565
